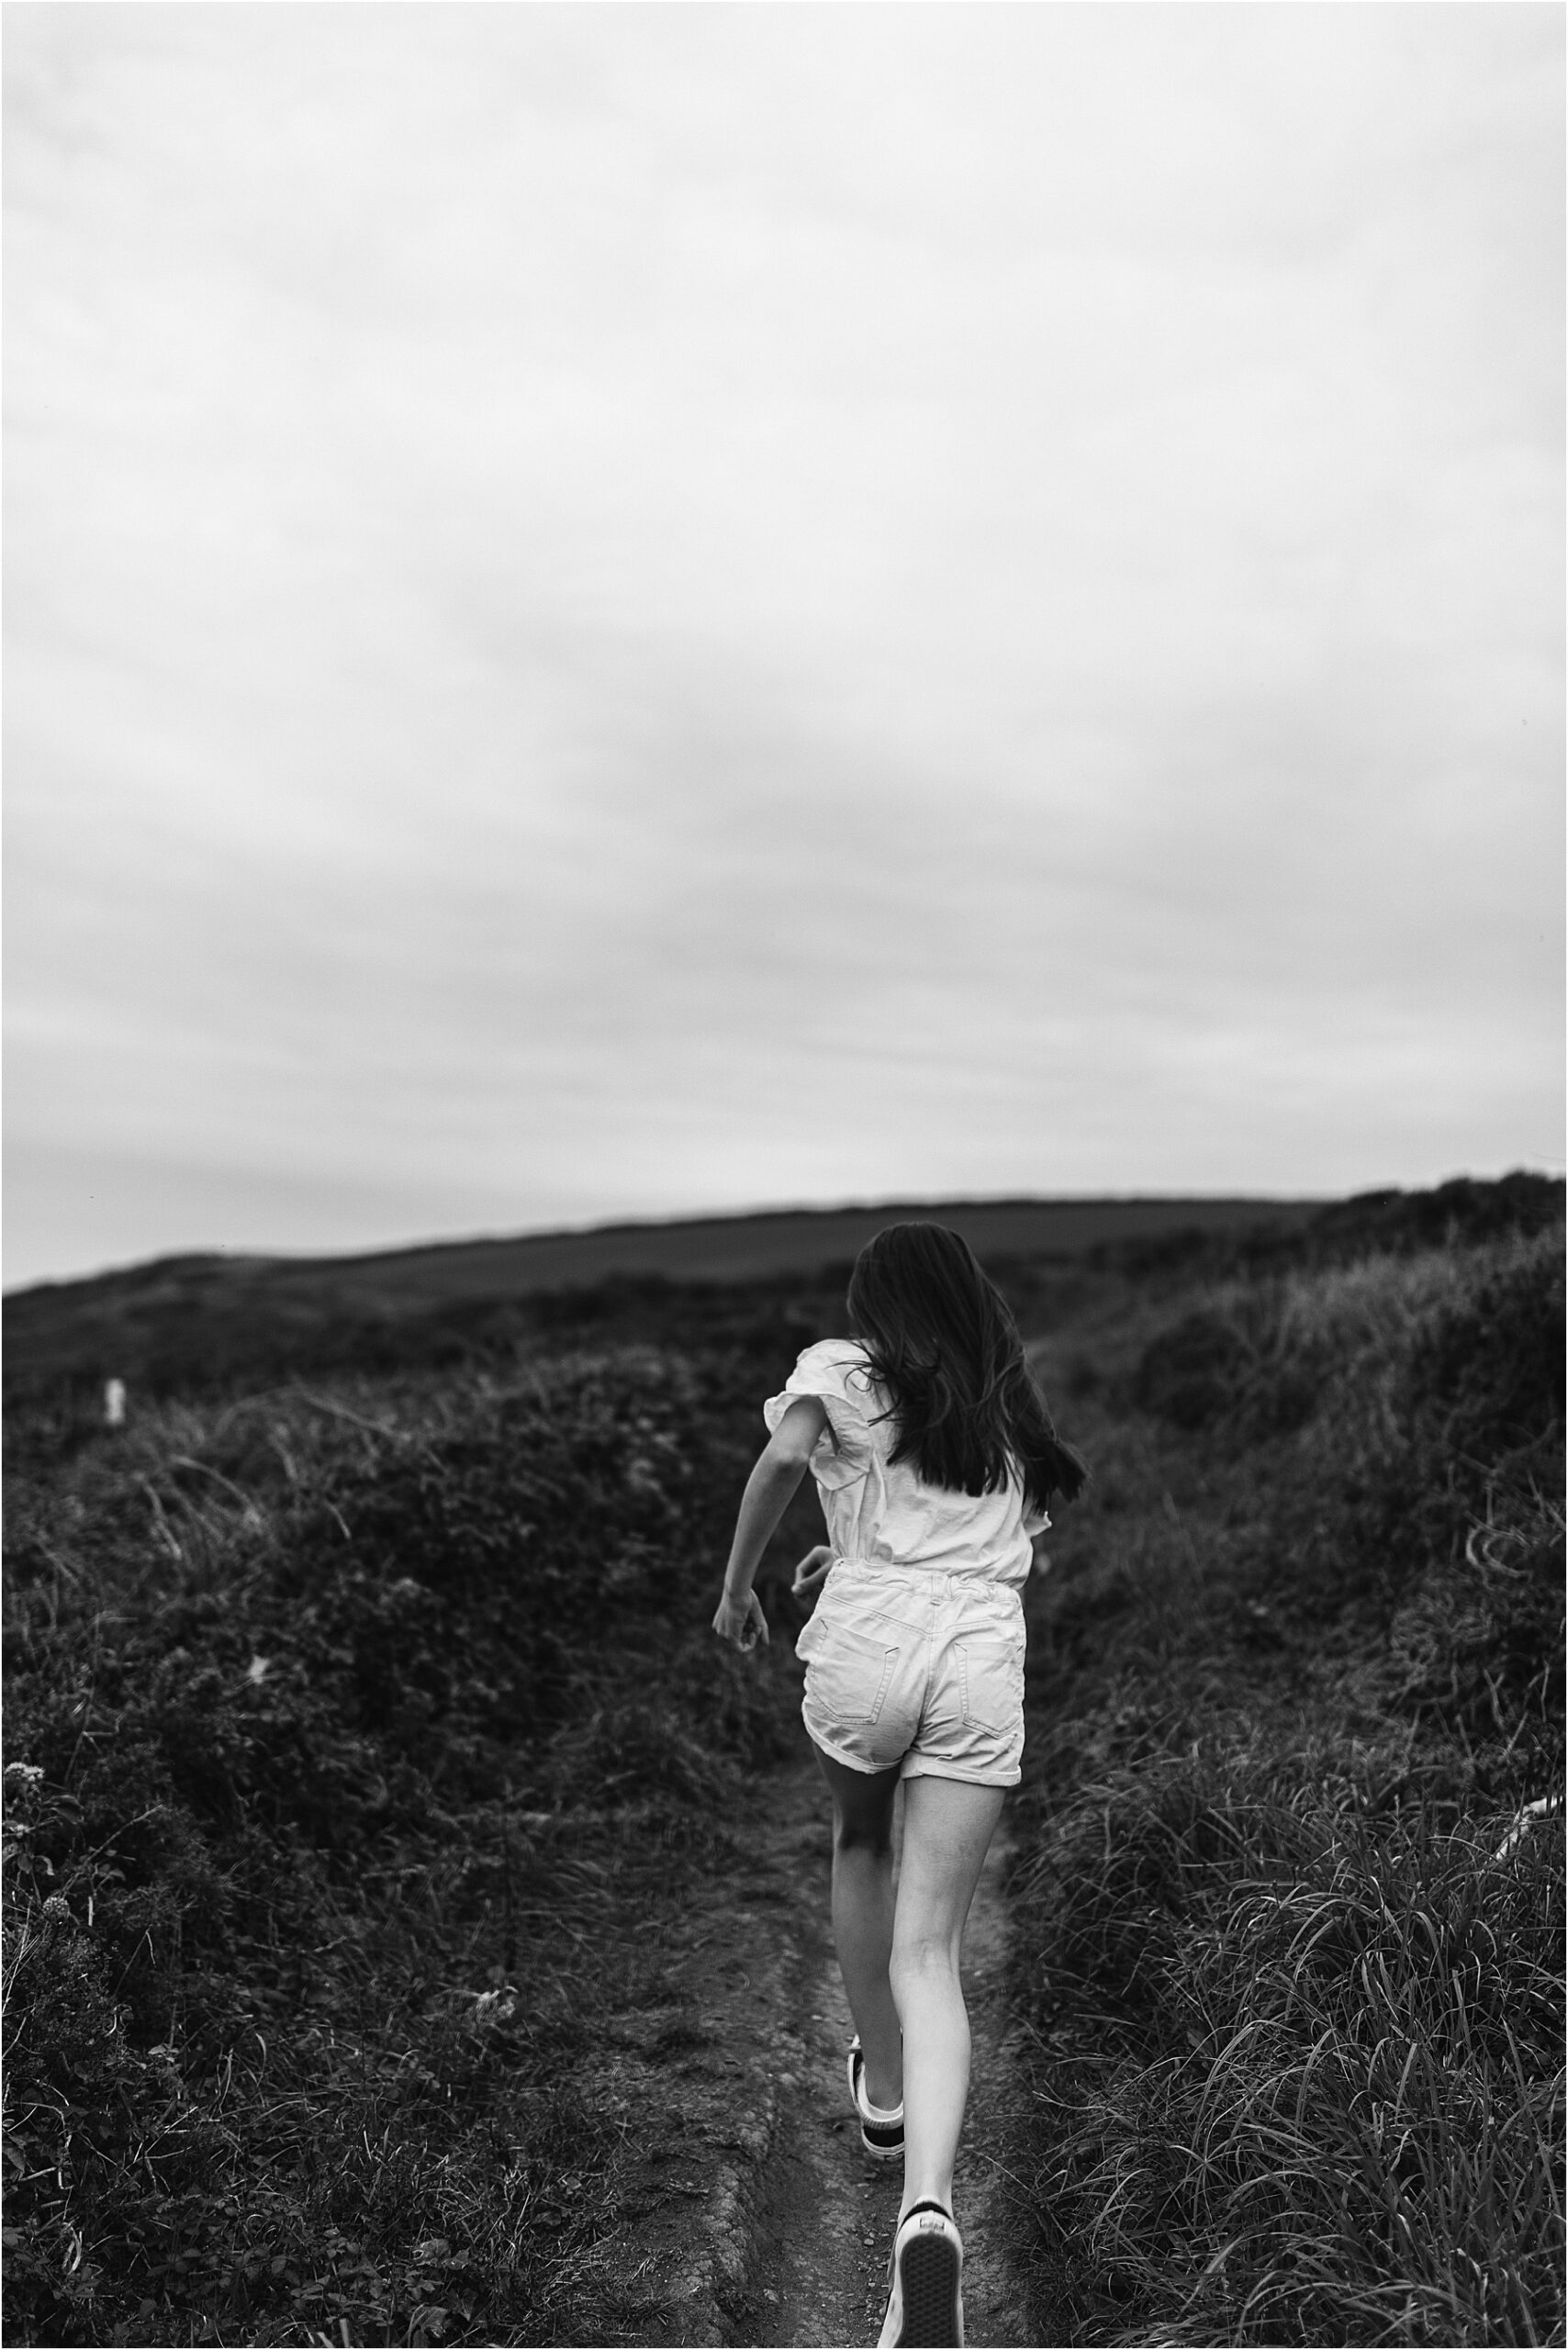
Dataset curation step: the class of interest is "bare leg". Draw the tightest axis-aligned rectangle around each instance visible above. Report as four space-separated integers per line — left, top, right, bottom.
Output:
812 1744 904 2110
889 1774 1006 2221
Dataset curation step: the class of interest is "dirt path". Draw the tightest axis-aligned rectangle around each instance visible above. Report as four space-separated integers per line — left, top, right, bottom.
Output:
741 1772 1043 2350
579 1757 1050 2347
564 1767 1053 2350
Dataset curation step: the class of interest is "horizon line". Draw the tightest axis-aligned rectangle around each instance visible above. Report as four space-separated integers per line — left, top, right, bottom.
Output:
13 1170 1565 1300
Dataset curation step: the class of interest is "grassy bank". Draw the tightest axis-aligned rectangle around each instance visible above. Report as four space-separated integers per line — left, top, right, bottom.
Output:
3 1332 823 2347
1012 1216 1564 2345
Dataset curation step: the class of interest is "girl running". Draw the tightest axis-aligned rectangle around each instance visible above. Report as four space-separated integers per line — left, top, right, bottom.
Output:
711 1222 1086 2348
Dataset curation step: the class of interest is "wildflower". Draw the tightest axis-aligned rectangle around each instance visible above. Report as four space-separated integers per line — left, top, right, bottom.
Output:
1492 1795 1559 1862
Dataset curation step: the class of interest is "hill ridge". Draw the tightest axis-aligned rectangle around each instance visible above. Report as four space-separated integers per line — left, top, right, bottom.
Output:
8 1192 1326 1306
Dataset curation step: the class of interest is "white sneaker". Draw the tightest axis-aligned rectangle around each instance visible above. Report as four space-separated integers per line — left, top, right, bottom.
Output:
846 2034 904 2160
878 2201 963 2347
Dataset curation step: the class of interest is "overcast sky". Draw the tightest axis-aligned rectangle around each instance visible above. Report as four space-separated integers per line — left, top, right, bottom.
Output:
6 4 1562 1288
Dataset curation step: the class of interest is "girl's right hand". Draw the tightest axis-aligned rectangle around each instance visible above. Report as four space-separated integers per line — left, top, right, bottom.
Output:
712 1589 769 1651
790 1545 834 1598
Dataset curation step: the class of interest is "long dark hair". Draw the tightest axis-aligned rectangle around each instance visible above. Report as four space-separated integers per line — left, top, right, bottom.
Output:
846 1223 1088 1515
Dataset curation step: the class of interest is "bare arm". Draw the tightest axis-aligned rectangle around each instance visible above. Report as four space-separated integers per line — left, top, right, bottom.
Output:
711 1395 830 1651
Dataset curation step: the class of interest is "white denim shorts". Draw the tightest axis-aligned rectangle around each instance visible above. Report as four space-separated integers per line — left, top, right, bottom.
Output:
794 1560 1027 1787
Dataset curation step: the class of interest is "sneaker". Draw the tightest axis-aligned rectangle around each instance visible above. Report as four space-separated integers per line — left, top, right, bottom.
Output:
878 2201 964 2348
846 2034 903 2160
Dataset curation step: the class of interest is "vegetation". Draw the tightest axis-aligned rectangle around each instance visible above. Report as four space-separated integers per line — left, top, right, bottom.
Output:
1012 1207 1564 2346
4 1176 1562 2345
2 1337 813 2346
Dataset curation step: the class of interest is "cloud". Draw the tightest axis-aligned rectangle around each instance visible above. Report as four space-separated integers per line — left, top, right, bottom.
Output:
4 5 1562 1283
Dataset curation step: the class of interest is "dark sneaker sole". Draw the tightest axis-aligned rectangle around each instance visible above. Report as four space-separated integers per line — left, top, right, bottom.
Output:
894 2234 962 2346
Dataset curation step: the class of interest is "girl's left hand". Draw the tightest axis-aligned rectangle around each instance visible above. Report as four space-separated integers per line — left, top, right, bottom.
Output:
712 1590 769 1651
790 1544 834 1597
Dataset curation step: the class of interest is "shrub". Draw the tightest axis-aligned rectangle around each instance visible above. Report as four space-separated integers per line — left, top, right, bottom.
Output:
3 1339 800 2346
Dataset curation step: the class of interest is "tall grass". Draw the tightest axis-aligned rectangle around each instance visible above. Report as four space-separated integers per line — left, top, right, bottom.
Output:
3 1342 803 2346
1013 1226 1564 2346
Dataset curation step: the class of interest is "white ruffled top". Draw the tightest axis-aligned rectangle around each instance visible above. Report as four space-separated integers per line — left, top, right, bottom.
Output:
764 1338 1048 1585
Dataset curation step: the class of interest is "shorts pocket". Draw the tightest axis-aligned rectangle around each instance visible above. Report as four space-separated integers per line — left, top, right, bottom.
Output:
956 1628 1025 1736
802 1622 901 1726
